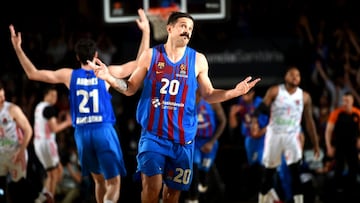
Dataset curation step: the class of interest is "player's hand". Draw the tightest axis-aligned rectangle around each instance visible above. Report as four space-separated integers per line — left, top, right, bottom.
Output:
249 118 265 139
326 146 335 158
64 112 72 126
12 148 26 167
136 8 150 34
201 142 214 153
87 58 111 80
313 144 321 159
9 24 22 50
235 76 261 96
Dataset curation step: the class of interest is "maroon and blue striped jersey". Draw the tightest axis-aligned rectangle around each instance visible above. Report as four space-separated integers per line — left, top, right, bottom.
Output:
196 99 216 138
136 44 198 144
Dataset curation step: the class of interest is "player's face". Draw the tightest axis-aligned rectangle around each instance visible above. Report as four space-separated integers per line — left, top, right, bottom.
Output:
47 90 58 105
169 17 193 46
285 68 301 87
342 94 354 109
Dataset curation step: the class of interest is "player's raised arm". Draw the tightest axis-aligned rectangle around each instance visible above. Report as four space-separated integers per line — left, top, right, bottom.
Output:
9 24 72 87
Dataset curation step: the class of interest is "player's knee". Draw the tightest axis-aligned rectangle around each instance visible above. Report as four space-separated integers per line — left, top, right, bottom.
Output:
106 175 120 188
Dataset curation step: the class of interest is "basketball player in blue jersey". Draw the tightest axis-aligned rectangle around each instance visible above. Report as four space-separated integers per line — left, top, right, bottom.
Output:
185 90 226 203
229 89 268 167
252 67 320 203
9 9 150 203
89 11 260 203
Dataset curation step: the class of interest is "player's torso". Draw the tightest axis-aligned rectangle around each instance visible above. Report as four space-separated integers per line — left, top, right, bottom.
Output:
137 45 198 144
34 101 55 140
69 69 115 126
196 99 216 138
269 84 303 134
0 102 22 152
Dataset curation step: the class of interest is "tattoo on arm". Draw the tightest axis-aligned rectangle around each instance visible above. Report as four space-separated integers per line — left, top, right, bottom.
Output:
114 78 128 92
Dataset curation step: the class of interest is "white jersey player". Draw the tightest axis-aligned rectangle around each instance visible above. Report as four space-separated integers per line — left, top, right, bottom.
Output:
0 84 33 202
33 86 72 203
253 67 320 203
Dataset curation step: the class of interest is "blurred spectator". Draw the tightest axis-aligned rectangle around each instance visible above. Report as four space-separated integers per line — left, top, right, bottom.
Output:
96 32 117 65
325 92 360 199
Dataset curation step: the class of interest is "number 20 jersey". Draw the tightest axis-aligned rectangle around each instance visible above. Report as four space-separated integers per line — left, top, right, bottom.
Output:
137 45 198 145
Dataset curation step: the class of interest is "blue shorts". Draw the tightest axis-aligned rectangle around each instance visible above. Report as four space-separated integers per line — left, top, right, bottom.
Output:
74 123 127 179
244 135 265 166
193 137 218 172
136 130 194 191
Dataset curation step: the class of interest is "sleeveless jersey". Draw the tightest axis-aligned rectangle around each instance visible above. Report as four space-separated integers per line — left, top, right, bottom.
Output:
136 45 198 144
268 84 303 135
69 68 115 126
34 101 54 140
196 99 216 138
0 102 23 152
238 96 269 137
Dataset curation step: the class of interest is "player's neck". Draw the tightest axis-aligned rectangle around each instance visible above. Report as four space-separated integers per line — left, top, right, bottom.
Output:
163 43 186 63
81 64 93 71
284 84 297 94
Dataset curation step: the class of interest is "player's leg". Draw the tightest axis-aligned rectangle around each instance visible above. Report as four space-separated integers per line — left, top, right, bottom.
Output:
162 140 194 203
259 132 283 203
162 184 182 203
92 124 127 203
284 132 304 203
186 163 200 202
8 150 33 203
104 175 121 202
91 173 107 202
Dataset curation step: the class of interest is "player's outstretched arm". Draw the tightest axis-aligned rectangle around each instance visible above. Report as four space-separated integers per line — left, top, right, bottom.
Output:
303 92 320 158
196 53 261 103
9 25 72 86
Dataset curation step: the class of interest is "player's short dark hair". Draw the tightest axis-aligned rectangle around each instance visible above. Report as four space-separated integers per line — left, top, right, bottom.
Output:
167 11 194 25
42 84 57 97
74 38 97 65
343 91 353 97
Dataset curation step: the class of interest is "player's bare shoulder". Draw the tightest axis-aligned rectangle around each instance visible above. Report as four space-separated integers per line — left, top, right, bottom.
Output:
262 84 279 105
139 48 154 71
195 52 208 76
302 90 312 105
8 102 22 118
195 52 207 64
268 85 280 98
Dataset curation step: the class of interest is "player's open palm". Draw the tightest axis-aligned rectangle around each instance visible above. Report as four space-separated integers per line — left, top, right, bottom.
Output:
136 8 150 34
9 24 22 49
235 76 261 96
